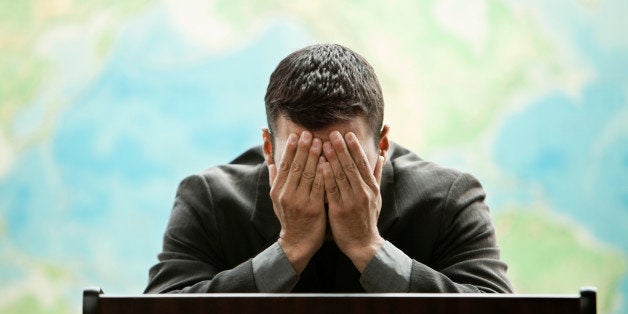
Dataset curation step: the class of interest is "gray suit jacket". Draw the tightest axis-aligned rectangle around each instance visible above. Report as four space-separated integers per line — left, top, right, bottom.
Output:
145 142 513 293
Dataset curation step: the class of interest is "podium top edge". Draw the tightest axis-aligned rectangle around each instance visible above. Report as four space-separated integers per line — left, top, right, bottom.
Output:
98 293 580 299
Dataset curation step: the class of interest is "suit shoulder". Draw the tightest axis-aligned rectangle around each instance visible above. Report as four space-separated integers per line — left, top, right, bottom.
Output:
388 142 462 191
202 145 264 179
179 146 264 199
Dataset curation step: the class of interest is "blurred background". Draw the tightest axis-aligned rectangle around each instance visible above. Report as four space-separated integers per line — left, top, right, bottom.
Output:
1 0 627 313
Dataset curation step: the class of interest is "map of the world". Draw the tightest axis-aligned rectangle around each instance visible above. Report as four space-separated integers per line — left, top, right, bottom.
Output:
1 0 626 313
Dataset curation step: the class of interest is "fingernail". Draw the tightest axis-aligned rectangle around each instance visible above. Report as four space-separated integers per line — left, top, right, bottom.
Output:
312 138 321 149
330 131 341 141
288 133 297 144
301 131 311 142
323 141 332 153
345 132 356 143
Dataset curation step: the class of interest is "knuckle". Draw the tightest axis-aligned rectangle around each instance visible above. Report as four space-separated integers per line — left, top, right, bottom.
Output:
345 162 358 173
312 180 323 191
290 161 302 173
335 171 346 181
279 161 290 172
278 197 290 208
357 192 370 204
358 159 370 171
270 186 282 199
360 185 375 198
302 170 315 180
327 183 339 195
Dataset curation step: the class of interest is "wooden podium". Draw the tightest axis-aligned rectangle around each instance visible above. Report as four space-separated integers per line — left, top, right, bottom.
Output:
83 287 596 314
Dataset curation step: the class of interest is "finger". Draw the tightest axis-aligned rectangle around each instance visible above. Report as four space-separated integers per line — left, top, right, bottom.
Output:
374 155 385 185
323 140 353 198
298 138 322 192
328 131 363 190
344 132 378 188
284 131 313 192
322 161 342 205
268 164 277 185
310 157 325 202
273 133 298 190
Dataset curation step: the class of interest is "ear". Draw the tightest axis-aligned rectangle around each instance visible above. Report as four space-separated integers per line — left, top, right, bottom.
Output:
378 124 390 162
262 128 274 165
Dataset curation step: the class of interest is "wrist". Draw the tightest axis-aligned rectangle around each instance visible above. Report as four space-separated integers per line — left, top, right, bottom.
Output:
346 236 386 273
277 238 318 275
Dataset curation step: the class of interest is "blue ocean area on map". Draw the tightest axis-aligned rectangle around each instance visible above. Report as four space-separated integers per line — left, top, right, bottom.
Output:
494 20 628 300
495 82 626 248
1 1 626 313
0 8 311 292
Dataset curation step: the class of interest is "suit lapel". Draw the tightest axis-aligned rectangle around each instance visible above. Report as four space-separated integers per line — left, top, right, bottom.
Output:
251 165 281 243
378 159 400 238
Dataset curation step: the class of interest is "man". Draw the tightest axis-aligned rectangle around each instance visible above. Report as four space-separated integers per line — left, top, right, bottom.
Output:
144 44 513 293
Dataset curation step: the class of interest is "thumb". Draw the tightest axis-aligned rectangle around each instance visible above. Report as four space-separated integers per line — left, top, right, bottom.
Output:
374 155 385 185
268 164 277 186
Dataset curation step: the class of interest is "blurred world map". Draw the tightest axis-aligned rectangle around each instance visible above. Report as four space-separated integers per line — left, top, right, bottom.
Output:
1 0 627 313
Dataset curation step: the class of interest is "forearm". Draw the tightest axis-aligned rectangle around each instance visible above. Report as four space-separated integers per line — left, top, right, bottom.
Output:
252 242 299 292
359 241 512 293
145 254 258 293
359 241 412 292
408 259 512 293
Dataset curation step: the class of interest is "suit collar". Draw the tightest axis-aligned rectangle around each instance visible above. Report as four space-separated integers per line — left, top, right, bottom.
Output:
251 164 280 242
378 159 399 235
251 159 399 243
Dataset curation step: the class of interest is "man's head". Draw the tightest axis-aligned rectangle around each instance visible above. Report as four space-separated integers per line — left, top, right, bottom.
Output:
263 44 389 170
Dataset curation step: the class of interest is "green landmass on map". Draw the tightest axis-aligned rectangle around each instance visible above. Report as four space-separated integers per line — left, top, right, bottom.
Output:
212 0 575 155
1 1 625 314
0 0 149 152
496 209 627 312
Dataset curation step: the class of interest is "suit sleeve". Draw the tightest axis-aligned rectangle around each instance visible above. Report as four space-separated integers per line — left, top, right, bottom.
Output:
408 173 513 293
360 241 413 292
144 175 257 293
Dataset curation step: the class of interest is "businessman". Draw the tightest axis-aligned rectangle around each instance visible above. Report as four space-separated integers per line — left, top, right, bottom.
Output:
145 44 513 293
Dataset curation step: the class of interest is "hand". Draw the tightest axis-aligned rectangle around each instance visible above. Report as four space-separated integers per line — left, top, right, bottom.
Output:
322 131 386 272
268 131 326 274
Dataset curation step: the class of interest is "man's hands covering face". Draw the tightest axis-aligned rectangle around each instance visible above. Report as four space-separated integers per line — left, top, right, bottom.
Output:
268 130 385 274
322 131 385 272
268 131 326 274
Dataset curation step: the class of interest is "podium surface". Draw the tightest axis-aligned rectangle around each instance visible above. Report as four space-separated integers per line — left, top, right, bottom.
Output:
84 287 596 314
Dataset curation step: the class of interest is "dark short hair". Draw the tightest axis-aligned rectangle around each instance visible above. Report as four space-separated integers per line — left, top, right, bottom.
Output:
265 44 384 140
